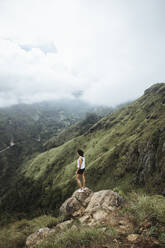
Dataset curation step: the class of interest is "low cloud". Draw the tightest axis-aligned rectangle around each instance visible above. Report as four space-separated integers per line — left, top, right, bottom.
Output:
72 90 84 98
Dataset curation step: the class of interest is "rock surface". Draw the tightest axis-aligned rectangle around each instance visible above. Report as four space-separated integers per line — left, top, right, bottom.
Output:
127 234 141 243
59 187 93 217
25 188 159 248
26 227 55 248
55 219 73 230
60 187 124 226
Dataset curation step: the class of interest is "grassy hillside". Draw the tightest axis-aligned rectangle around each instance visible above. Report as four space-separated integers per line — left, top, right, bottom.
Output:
43 112 101 150
0 83 165 217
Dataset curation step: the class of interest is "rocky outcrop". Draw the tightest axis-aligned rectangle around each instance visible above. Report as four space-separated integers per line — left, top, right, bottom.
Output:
26 188 124 247
25 188 160 248
59 187 124 226
59 187 93 217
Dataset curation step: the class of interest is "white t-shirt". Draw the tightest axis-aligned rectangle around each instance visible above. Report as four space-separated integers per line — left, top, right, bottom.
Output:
77 156 85 169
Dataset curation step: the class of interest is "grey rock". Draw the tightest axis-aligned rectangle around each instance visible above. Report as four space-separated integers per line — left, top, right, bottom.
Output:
26 227 55 248
59 187 93 217
56 219 73 230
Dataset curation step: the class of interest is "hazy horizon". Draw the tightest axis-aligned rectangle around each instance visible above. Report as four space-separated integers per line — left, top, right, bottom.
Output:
0 0 165 107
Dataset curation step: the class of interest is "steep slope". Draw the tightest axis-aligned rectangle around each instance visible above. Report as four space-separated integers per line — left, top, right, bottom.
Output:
43 112 101 150
0 83 165 216
0 100 86 203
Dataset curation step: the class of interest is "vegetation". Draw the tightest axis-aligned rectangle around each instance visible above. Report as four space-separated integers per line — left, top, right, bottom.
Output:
122 192 165 246
43 112 101 150
37 226 110 248
1 191 165 247
0 213 119 248
0 83 165 247
0 100 111 217
0 215 63 248
0 83 165 217
128 193 165 224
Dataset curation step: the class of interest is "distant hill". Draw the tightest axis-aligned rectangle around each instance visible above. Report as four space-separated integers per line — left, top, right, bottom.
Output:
0 83 165 218
0 99 112 150
0 99 113 161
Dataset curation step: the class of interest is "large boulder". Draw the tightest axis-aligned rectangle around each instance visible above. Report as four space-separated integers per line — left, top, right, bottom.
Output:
79 189 124 225
60 188 124 226
85 189 123 212
59 187 93 217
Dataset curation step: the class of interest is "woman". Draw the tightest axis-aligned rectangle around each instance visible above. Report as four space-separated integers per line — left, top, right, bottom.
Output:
76 149 86 192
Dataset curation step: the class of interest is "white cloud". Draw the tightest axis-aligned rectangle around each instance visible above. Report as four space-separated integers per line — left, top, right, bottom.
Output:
19 41 57 54
0 0 164 107
0 37 92 106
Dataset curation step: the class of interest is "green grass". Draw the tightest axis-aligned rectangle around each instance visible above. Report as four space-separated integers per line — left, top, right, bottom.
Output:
159 232 165 244
121 192 165 246
1 83 165 216
37 226 117 248
127 193 165 224
0 215 64 248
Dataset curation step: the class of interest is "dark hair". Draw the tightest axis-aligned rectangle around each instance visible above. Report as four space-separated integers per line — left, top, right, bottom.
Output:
77 149 84 157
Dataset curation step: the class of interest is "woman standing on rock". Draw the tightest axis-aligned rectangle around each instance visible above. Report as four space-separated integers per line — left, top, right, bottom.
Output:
76 149 86 192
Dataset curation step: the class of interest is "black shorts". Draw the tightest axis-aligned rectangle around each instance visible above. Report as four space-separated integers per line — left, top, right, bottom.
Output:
77 168 85 175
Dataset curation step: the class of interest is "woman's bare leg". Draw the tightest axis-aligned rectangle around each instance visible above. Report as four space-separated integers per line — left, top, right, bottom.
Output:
82 173 86 188
76 174 82 189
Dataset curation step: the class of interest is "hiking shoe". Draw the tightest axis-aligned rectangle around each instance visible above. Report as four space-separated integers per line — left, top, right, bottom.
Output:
77 189 84 192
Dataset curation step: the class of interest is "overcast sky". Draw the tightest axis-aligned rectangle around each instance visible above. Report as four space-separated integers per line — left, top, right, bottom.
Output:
0 0 165 107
